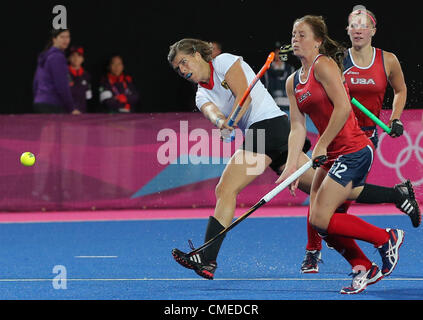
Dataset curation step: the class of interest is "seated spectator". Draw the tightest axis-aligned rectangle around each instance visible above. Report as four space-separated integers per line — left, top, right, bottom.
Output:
33 28 77 113
99 55 139 113
68 46 92 114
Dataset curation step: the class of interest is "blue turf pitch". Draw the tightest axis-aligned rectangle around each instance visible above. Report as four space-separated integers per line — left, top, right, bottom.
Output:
0 214 421 300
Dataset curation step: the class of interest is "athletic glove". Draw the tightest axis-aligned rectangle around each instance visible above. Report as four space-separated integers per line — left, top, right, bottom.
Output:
389 119 404 137
312 155 328 169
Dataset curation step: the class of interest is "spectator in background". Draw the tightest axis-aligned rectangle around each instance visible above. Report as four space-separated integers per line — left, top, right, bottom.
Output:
262 41 295 111
211 41 222 59
33 28 77 113
99 55 139 113
68 46 92 114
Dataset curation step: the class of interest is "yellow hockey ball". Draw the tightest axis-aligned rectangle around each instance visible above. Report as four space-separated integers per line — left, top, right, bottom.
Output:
20 152 36 166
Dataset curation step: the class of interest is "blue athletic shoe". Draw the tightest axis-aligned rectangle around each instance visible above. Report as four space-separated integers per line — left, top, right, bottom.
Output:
378 228 405 276
340 263 384 294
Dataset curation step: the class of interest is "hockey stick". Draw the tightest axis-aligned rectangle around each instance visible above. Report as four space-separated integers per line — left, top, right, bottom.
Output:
351 97 391 134
187 155 328 255
221 51 275 141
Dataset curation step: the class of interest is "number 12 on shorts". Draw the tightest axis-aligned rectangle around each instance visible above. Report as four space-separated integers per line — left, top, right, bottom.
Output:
330 162 348 179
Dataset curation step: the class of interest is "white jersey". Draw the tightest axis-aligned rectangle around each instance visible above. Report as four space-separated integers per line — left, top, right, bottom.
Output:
195 53 285 133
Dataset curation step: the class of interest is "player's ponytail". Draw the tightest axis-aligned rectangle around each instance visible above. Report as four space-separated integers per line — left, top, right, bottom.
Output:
321 34 346 72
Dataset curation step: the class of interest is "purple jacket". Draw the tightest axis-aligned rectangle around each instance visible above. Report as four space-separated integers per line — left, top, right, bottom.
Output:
33 47 75 112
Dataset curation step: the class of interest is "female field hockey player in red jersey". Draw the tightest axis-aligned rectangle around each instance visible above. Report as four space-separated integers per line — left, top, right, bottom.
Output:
168 37 415 287
300 8 420 275
277 15 405 294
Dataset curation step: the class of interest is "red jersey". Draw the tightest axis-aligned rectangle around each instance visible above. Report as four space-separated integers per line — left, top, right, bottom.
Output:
343 48 388 136
294 55 371 160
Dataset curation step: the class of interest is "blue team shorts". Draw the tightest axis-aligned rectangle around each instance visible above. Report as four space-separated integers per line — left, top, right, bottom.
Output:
327 145 374 188
361 126 379 149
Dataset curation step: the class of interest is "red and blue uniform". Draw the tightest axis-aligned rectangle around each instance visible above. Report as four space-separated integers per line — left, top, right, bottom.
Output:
293 55 373 187
294 55 370 160
343 48 388 147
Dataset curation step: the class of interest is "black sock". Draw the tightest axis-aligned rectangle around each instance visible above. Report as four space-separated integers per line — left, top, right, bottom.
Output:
203 216 226 262
356 184 401 204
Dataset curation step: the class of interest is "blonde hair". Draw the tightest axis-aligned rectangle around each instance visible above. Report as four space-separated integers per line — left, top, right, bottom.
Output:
349 7 377 27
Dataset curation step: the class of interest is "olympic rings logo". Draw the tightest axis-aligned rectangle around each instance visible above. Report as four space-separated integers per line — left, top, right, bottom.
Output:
376 130 423 186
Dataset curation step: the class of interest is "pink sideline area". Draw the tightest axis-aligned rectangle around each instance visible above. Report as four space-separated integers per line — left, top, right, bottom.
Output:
0 204 403 223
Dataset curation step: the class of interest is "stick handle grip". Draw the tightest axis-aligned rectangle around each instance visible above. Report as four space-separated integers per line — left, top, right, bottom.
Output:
227 109 240 127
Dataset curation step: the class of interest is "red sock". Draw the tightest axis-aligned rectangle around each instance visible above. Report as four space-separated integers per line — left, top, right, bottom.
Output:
306 207 322 251
306 201 352 251
325 235 372 270
327 213 389 247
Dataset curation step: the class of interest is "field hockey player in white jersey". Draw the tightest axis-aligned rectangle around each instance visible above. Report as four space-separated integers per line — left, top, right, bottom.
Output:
167 38 314 279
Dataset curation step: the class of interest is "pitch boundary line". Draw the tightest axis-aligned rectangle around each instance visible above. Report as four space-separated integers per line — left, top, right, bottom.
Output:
0 277 422 282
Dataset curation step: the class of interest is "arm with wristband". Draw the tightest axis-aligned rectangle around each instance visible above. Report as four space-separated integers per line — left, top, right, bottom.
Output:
200 102 230 131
